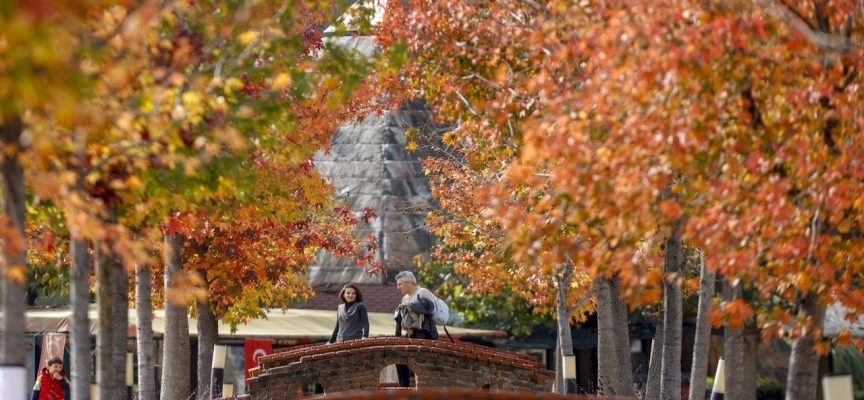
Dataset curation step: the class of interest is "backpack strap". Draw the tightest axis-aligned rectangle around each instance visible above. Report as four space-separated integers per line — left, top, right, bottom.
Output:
443 325 454 343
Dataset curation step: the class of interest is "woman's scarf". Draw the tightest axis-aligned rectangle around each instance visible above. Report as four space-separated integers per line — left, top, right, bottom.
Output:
339 301 361 322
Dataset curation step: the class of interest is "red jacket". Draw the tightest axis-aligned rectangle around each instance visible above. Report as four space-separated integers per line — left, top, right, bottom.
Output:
30 367 69 400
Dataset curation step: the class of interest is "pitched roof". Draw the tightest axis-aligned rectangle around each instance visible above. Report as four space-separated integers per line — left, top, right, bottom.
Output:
294 283 405 313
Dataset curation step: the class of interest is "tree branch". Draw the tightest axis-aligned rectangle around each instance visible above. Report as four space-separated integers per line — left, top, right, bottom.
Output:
454 89 481 117
567 284 597 314
760 0 858 53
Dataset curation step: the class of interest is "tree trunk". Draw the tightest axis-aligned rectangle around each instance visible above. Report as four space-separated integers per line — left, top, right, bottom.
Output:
609 277 635 397
70 238 92 400
555 264 575 395
742 328 758 400
722 278 746 400
137 262 156 400
555 340 563 394
0 116 27 367
660 219 683 400
197 295 219 399
161 232 191 400
689 251 715 400
595 276 616 396
113 254 129 397
96 240 127 400
645 311 665 400
785 293 827 400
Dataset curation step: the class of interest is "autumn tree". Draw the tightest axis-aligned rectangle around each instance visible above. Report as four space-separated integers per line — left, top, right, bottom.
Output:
376 0 634 395
379 1 864 400
0 4 133 396
7 3 382 400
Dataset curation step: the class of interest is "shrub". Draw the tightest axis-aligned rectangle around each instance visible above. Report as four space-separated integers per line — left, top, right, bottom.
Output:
756 378 785 400
834 345 864 395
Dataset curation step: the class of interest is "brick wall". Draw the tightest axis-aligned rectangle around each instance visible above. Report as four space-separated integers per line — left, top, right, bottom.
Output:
306 387 632 399
242 337 554 399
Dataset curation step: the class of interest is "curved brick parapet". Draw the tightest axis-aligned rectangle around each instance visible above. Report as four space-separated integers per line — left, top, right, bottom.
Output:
307 387 633 399
243 337 554 399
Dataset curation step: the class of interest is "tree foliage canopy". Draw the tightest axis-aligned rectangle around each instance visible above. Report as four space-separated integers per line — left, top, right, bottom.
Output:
377 0 864 349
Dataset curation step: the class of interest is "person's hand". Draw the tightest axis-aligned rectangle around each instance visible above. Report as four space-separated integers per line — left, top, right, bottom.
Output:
53 372 61 380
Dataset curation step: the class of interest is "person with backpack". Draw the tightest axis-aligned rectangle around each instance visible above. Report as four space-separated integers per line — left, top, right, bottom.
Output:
394 271 439 340
30 356 69 400
393 271 439 387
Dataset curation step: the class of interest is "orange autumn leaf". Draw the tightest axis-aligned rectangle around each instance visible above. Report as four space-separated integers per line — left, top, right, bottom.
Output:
659 200 683 220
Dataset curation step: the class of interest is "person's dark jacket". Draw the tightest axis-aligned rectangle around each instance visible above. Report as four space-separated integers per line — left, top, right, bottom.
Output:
394 297 439 339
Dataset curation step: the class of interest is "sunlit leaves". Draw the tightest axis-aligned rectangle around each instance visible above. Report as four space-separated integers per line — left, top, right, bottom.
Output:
377 0 864 346
14 0 382 334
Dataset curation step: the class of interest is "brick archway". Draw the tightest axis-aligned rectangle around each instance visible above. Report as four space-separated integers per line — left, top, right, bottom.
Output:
245 338 553 399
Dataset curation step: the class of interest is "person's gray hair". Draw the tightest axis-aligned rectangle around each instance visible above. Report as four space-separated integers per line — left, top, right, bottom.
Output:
395 271 417 285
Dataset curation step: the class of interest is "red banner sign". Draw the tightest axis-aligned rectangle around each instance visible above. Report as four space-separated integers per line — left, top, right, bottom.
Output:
244 338 272 380
38 333 66 371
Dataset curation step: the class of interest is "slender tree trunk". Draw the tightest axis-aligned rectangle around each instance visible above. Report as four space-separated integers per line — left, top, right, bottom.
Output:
660 219 683 400
197 295 219 399
645 311 665 400
742 328 758 400
785 293 827 400
610 277 635 397
555 340 563 394
555 264 575 395
0 116 27 367
70 238 92 400
96 240 126 400
722 278 746 400
137 262 156 400
161 232 190 400
595 277 616 396
689 251 715 400
113 254 129 397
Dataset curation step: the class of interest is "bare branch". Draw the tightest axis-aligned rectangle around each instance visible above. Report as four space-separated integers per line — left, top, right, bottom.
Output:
567 284 597 314
455 89 481 117
759 0 859 53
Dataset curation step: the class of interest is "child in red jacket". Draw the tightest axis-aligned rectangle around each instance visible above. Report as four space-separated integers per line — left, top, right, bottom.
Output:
30 356 69 400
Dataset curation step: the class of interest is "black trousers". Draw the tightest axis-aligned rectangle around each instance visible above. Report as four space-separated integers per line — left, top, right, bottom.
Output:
397 331 432 387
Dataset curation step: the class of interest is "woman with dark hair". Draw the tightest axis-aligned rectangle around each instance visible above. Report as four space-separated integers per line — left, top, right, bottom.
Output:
327 284 370 343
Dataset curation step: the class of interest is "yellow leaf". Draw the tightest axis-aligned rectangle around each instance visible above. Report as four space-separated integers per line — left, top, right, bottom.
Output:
126 176 143 191
5 264 27 285
239 30 259 46
116 112 134 131
838 220 851 234
323 77 341 90
442 132 457 146
109 179 127 190
182 91 203 107
271 73 292 90
225 77 243 92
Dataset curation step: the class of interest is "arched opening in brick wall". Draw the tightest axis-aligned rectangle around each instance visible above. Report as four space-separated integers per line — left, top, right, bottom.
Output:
378 364 416 388
301 381 325 395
